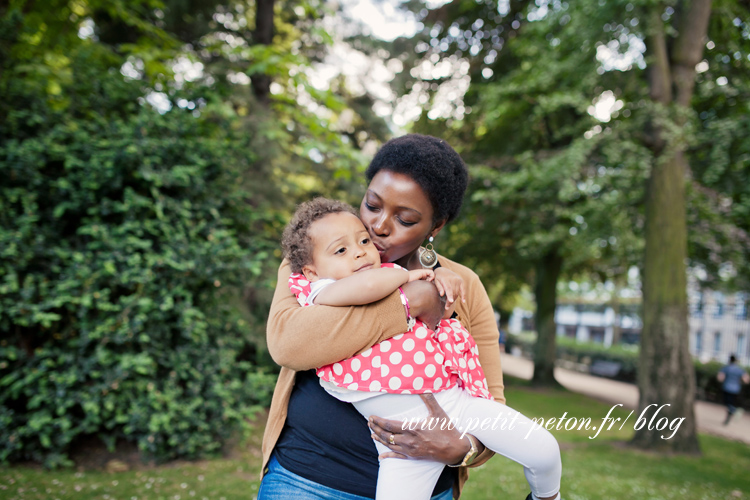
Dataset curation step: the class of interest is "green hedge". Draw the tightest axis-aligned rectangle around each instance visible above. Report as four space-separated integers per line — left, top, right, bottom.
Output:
0 42 277 467
506 333 750 408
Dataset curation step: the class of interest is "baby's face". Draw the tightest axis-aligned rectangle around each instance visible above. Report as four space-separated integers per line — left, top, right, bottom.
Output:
303 212 382 281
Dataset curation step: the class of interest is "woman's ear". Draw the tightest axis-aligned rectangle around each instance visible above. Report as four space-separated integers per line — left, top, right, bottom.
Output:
430 219 448 239
302 265 318 282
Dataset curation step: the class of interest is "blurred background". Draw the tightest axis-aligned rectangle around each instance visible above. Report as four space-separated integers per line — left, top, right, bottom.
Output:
1 0 749 498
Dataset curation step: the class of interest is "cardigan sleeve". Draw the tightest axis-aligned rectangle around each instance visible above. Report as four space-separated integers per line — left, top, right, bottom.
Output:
465 270 505 403
266 260 410 371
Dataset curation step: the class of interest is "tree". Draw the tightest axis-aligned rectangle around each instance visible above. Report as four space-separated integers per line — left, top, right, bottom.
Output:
630 0 711 453
398 0 644 386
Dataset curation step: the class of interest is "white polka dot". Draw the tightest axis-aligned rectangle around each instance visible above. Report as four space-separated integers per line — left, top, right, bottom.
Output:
362 369 371 381
474 379 483 387
414 351 425 365
344 374 354 384
425 364 436 377
348 383 359 390
361 348 372 357
351 358 361 372
425 342 435 352
389 352 402 364
438 333 448 342
445 343 453 352
403 338 415 351
298 279 309 286
381 365 390 377
401 390 411 394
333 363 343 375
415 327 428 339
433 377 443 390
380 340 391 352
458 358 466 368
389 377 401 390
372 356 381 368
393 333 404 340
435 353 444 365
468 359 476 370
369 380 382 392
413 377 424 390
401 364 414 377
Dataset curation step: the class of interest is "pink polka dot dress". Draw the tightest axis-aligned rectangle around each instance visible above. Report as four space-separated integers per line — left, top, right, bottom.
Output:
288 265 493 401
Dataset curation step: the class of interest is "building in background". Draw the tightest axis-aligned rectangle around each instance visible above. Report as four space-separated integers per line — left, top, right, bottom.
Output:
689 290 749 365
508 287 750 366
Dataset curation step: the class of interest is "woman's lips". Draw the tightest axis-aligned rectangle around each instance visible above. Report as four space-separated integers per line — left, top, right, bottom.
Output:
373 242 386 258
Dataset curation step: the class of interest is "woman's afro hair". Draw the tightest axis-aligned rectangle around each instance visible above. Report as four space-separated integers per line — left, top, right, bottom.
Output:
365 134 468 223
281 197 357 273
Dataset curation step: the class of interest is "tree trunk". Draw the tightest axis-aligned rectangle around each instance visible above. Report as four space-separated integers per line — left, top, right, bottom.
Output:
252 0 275 100
532 248 563 387
633 0 711 454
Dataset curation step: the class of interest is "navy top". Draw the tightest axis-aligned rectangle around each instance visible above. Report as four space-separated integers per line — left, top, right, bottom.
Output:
275 369 456 498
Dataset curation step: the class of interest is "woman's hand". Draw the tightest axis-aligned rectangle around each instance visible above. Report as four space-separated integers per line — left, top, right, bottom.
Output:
368 393 485 464
400 280 445 330
433 268 466 311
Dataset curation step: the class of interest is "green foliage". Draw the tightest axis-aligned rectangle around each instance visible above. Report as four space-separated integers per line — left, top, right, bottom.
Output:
0 28 277 466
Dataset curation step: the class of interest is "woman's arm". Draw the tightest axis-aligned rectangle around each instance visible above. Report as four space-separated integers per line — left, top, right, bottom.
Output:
266 261 443 371
314 268 433 306
465 272 505 403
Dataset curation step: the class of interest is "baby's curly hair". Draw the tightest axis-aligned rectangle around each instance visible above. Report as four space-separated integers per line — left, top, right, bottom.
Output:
281 197 358 273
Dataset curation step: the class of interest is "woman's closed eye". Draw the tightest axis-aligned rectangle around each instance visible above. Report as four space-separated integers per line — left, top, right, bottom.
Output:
397 218 417 227
363 202 379 212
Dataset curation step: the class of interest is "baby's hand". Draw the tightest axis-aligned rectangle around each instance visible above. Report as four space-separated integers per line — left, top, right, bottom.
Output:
434 268 466 310
407 269 435 283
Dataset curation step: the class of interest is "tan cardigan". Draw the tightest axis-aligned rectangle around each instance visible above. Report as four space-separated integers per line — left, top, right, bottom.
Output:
261 255 505 498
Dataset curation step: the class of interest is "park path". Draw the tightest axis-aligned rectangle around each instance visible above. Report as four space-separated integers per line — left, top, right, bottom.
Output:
500 353 750 445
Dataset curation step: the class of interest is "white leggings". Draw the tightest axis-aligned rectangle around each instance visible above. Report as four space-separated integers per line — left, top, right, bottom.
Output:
353 387 561 500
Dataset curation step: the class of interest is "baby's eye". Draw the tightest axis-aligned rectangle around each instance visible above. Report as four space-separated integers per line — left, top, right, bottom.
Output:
361 238 370 245
335 247 346 255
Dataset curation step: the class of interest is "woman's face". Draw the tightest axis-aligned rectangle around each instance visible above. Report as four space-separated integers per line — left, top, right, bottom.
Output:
360 170 445 268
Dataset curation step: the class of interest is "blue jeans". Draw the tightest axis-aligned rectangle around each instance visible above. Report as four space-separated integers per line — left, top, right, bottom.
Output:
257 454 453 500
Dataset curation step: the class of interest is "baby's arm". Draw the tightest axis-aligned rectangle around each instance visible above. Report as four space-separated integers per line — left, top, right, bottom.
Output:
314 268 434 306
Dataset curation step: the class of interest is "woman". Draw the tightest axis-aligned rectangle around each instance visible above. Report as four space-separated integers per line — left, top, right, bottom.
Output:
259 134 506 499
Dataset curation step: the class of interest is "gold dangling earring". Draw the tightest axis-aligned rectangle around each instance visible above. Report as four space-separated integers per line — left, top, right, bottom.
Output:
419 236 437 268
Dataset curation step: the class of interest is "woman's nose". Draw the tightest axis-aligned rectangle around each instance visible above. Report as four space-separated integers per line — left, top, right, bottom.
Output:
371 215 389 236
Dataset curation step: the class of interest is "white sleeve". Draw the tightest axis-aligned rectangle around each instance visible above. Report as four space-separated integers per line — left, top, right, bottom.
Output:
306 279 336 305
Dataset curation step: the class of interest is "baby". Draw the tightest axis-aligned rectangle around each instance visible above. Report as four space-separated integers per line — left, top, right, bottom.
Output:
281 197 561 500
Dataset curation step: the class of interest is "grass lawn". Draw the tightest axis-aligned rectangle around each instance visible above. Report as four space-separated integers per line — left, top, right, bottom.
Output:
461 379 750 500
2 377 749 500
